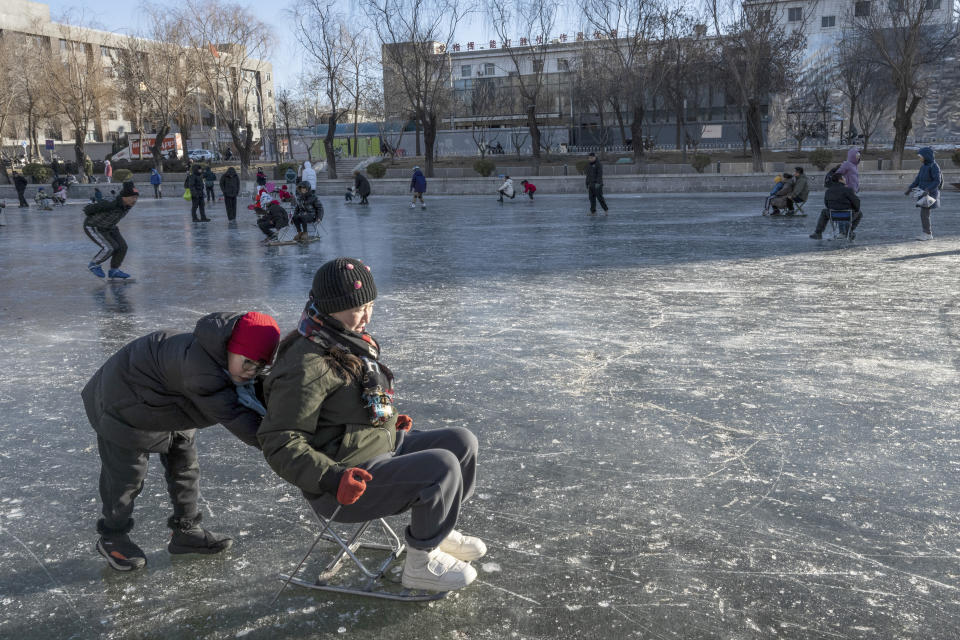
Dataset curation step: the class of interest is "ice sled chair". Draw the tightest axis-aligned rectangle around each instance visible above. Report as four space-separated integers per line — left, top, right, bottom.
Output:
828 209 854 241
273 506 447 603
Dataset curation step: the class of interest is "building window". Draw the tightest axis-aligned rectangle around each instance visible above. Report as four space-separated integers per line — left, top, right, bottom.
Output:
107 110 117 120
821 15 836 27
461 64 471 77
854 1 871 16
557 58 569 71
925 0 941 9
532 59 544 72
484 63 495 75
788 7 802 21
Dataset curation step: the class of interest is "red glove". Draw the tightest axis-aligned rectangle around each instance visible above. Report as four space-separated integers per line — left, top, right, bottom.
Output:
396 414 413 432
336 468 373 505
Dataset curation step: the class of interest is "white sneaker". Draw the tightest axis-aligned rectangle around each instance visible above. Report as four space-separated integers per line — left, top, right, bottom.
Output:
438 529 487 561
409 203 415 209
401 547 477 592
421 203 426 209
916 232 933 241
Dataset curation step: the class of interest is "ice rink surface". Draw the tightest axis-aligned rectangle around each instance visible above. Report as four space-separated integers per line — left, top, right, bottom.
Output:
1 190 959 639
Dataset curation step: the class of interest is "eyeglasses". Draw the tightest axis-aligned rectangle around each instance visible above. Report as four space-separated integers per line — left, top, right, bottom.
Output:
241 358 268 374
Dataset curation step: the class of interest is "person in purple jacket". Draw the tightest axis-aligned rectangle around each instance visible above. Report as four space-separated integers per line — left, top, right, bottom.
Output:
836 148 861 193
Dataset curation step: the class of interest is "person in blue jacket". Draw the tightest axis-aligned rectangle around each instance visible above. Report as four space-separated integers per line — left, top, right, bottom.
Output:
904 147 942 241
410 166 427 209
150 168 162 199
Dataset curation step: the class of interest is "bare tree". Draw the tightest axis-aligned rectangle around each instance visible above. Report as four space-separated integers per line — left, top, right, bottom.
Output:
341 27 375 158
487 0 557 174
362 78 407 161
364 0 465 176
856 79 892 152
463 78 506 157
833 32 879 144
182 0 272 180
853 0 959 167
42 20 116 176
6 28 56 163
274 86 296 161
290 0 357 178
510 129 529 159
783 88 821 152
705 1 807 171
653 9 709 163
573 43 617 157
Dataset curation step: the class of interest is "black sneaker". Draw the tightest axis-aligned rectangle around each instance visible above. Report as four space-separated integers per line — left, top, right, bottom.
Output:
809 232 822 240
168 526 233 555
97 534 147 571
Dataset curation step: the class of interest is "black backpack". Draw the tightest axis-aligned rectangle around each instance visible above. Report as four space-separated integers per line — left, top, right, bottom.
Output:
823 164 841 187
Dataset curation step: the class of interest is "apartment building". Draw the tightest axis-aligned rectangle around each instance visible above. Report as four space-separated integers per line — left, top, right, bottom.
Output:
0 0 274 161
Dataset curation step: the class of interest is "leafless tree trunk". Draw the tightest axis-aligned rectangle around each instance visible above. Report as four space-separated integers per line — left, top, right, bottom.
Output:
42 21 115 179
856 80 892 152
488 0 556 175
852 0 959 168
291 0 359 178
705 0 807 171
181 0 271 180
364 0 465 177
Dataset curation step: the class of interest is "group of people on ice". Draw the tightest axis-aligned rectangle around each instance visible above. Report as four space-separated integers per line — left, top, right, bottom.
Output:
84 256 485 595
760 147 943 242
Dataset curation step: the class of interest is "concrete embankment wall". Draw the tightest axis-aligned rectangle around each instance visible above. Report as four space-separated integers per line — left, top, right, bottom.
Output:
1 170 955 201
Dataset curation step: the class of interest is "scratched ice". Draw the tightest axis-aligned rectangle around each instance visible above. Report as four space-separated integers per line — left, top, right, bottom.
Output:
1 191 960 639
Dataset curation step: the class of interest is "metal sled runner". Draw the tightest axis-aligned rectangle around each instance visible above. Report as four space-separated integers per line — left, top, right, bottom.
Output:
275 511 447 603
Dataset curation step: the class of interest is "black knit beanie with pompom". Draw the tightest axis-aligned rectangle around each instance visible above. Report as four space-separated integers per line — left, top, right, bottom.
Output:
309 257 377 314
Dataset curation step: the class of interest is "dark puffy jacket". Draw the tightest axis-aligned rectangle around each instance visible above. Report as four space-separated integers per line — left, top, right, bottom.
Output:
14 174 28 191
908 147 941 208
823 181 861 212
81 312 263 452
294 188 324 223
264 201 289 228
410 169 426 193
219 168 241 197
83 197 134 229
585 160 603 187
793 175 810 202
258 334 399 495
185 169 205 199
203 168 217 186
354 173 371 197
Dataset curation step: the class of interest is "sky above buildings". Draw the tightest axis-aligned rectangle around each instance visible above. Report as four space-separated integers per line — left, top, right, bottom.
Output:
43 0 584 93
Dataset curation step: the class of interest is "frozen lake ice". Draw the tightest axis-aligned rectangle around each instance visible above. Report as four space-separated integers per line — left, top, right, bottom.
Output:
1 190 959 639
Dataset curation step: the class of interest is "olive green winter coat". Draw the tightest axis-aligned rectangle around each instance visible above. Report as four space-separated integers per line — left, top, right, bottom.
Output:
257 334 398 496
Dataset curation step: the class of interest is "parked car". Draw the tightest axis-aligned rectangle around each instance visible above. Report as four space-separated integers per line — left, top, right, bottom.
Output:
188 149 215 161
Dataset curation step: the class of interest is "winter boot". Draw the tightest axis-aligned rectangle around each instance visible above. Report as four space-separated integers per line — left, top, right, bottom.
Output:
401 547 476 591
107 268 131 279
167 515 233 555
96 519 146 571
438 529 487 562
88 261 106 278
809 232 822 240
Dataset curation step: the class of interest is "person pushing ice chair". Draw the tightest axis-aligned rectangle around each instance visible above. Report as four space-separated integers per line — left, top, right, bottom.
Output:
259 257 485 599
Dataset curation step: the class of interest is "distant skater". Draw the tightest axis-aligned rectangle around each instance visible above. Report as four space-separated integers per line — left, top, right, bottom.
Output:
585 152 608 215
353 170 371 205
150 168 162 199
521 179 536 200
185 165 210 222
83 181 139 280
219 167 240 222
410 166 426 209
497 176 515 202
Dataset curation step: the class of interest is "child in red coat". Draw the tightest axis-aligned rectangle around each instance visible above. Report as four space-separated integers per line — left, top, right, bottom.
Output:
520 180 536 200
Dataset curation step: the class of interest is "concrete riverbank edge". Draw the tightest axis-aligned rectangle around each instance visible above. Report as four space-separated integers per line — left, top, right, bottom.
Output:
2 170 956 200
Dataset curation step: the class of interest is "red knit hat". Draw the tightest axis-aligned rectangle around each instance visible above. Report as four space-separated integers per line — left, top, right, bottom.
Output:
227 312 281 364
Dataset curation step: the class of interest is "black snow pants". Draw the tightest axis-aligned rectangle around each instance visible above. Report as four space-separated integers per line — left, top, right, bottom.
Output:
16 187 28 207
588 184 608 213
190 197 207 221
224 196 237 221
96 431 201 534
307 427 478 550
84 225 128 269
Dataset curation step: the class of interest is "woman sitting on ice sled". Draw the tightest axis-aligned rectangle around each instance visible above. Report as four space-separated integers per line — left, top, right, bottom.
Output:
257 257 485 592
